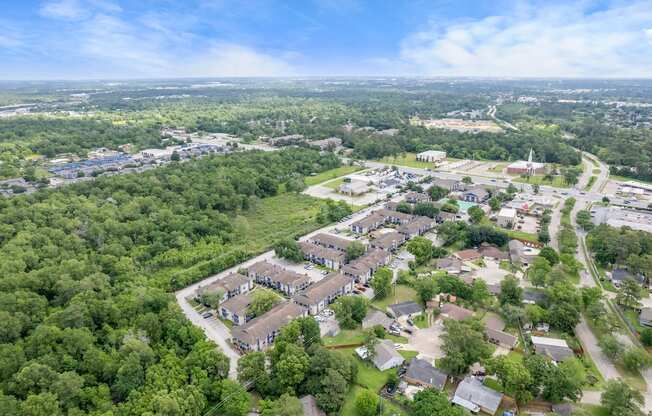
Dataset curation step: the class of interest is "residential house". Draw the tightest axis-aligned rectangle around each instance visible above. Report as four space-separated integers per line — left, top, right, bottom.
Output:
463 186 490 203
497 207 517 229
531 336 574 362
398 216 435 238
231 302 306 351
640 308 652 328
196 272 253 302
436 211 458 223
523 289 546 305
478 244 509 261
293 273 355 315
356 339 405 371
436 257 463 275
404 358 447 390
453 249 481 262
405 191 431 204
508 239 539 267
370 231 407 252
310 233 355 253
299 241 346 270
342 249 391 284
388 301 423 318
439 303 474 321
219 292 252 326
609 268 647 289
485 327 518 349
362 310 395 330
453 377 503 415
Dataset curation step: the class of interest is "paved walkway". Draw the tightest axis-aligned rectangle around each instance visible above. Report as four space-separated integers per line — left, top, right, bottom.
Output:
575 317 620 381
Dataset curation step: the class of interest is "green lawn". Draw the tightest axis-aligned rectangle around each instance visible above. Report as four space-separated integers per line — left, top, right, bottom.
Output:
585 176 597 191
512 174 569 188
323 328 408 347
505 228 539 243
413 313 430 329
324 177 346 190
305 165 364 186
378 153 438 169
372 285 420 311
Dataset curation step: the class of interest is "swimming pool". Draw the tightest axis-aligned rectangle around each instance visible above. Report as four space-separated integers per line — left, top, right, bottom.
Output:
438 198 477 213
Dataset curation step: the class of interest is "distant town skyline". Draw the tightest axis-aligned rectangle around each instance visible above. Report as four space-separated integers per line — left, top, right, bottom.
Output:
2 0 652 80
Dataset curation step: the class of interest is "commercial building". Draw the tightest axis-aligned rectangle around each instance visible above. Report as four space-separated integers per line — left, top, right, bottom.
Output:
416 150 447 163
497 207 517 229
338 180 370 196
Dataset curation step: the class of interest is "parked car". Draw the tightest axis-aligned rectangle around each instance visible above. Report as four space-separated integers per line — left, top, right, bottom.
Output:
202 312 213 319
321 270 329 275
389 328 401 336
407 318 415 326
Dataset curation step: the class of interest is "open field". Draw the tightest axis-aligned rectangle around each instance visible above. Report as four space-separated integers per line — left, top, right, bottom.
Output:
239 193 328 252
305 165 364 186
371 284 420 311
512 174 569 188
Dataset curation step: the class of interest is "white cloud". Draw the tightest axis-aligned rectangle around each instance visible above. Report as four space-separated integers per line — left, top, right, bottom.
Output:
34 1 296 78
398 1 652 77
185 43 295 77
40 0 88 20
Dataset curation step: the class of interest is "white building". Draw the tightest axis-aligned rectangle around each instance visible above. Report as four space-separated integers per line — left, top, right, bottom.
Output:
416 150 447 163
497 207 517 229
339 180 370 196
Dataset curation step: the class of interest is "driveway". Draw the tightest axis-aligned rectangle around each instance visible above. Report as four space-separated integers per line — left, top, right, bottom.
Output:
406 320 445 361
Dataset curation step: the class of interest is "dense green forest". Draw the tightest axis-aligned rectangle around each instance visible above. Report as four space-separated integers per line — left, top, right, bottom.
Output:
0 148 340 415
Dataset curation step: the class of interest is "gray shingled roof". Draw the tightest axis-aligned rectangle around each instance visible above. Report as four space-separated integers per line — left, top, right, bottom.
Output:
405 358 447 390
454 377 503 414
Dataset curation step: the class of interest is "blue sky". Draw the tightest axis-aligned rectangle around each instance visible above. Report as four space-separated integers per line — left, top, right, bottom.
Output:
1 0 652 79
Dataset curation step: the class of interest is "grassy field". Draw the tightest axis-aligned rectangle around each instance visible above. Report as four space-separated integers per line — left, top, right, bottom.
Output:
305 165 363 186
512 174 569 188
378 153 438 169
610 175 652 185
488 162 509 173
372 284 420 311
240 193 328 252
